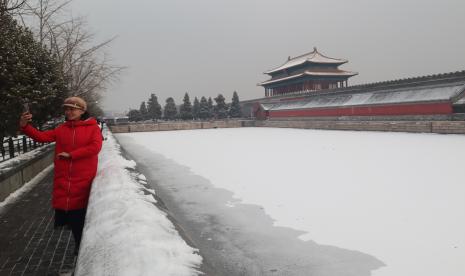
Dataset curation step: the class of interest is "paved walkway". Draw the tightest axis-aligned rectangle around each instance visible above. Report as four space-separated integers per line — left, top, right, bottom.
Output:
0 171 77 276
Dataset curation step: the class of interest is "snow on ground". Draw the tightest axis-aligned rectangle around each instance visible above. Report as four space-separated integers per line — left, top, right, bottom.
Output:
75 130 202 276
116 127 465 276
0 165 53 213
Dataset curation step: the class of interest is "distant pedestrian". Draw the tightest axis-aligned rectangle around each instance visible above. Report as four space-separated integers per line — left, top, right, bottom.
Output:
19 96 103 255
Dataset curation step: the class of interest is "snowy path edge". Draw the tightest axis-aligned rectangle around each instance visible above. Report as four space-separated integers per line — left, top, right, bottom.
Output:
75 129 203 276
0 164 53 213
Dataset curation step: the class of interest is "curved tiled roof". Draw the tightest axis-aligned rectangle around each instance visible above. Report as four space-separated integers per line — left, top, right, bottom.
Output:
264 47 348 75
341 71 465 92
259 70 358 86
261 83 465 111
455 97 465 105
251 70 465 102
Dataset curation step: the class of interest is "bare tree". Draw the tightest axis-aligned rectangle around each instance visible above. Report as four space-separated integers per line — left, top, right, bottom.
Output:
0 0 27 15
20 0 124 116
22 0 72 44
48 17 124 115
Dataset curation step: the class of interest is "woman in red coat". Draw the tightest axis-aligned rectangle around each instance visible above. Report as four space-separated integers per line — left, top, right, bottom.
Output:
19 96 102 255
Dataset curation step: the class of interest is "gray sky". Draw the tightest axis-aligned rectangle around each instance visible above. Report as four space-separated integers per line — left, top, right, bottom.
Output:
71 0 465 113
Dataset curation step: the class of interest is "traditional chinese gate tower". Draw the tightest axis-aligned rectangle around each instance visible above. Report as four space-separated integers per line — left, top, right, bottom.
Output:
260 47 357 97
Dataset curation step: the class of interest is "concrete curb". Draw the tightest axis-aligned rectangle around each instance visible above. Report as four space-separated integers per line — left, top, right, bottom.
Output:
0 145 54 202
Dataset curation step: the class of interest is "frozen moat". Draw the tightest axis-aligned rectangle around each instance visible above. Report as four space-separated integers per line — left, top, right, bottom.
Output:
115 127 465 276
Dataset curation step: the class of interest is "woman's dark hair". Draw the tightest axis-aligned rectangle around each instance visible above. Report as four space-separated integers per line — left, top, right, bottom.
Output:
80 111 91 120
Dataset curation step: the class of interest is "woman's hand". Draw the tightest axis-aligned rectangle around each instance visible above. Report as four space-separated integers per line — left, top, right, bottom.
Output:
57 152 71 160
19 112 32 127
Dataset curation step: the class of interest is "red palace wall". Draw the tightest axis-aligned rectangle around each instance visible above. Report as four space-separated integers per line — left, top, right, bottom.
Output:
268 102 453 118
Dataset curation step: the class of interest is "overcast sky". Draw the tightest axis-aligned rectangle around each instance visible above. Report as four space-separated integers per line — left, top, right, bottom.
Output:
70 0 465 113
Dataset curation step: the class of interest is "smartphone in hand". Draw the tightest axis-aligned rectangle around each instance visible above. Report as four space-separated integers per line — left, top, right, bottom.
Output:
21 103 32 126
23 103 30 113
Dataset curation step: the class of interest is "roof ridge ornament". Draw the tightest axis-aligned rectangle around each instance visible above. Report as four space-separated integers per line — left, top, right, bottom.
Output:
264 48 349 74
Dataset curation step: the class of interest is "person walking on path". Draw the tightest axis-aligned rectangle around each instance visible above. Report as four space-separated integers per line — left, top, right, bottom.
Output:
19 96 103 255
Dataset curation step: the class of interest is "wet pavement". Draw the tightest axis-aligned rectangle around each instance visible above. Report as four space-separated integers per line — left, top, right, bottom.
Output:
0 171 77 276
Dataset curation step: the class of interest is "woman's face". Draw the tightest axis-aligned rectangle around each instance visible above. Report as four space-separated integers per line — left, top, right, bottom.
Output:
64 107 84 121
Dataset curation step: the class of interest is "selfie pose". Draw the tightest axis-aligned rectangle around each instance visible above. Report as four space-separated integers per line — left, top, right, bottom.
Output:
19 96 103 255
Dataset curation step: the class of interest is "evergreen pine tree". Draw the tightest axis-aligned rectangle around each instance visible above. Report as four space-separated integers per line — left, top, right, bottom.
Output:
139 101 148 120
229 91 242 118
214 94 228 119
0 14 66 142
163 97 178 120
192 97 200 120
199 96 210 120
179 92 193 120
127 109 142 121
147 93 162 121
207 97 214 119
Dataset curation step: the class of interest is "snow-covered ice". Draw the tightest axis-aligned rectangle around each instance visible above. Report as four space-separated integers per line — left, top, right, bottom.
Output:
116 127 465 276
75 130 202 276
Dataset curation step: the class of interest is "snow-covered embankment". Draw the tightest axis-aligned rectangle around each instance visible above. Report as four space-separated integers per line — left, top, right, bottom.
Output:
75 130 202 276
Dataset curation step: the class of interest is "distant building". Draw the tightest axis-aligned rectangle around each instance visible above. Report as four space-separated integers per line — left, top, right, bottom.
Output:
103 116 129 125
259 47 357 97
243 70 465 120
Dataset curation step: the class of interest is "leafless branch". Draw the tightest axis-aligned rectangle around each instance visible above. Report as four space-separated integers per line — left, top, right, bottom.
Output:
0 0 27 15
18 0 125 114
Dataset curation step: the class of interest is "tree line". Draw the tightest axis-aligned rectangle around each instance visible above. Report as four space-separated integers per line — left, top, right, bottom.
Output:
127 91 242 121
0 0 122 143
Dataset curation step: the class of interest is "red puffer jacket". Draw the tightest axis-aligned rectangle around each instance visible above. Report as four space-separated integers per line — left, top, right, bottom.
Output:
21 118 102 210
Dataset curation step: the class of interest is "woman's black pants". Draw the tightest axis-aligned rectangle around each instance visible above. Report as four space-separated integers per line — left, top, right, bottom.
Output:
54 208 87 253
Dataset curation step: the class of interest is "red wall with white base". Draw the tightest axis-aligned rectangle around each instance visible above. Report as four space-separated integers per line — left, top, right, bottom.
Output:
269 102 453 118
